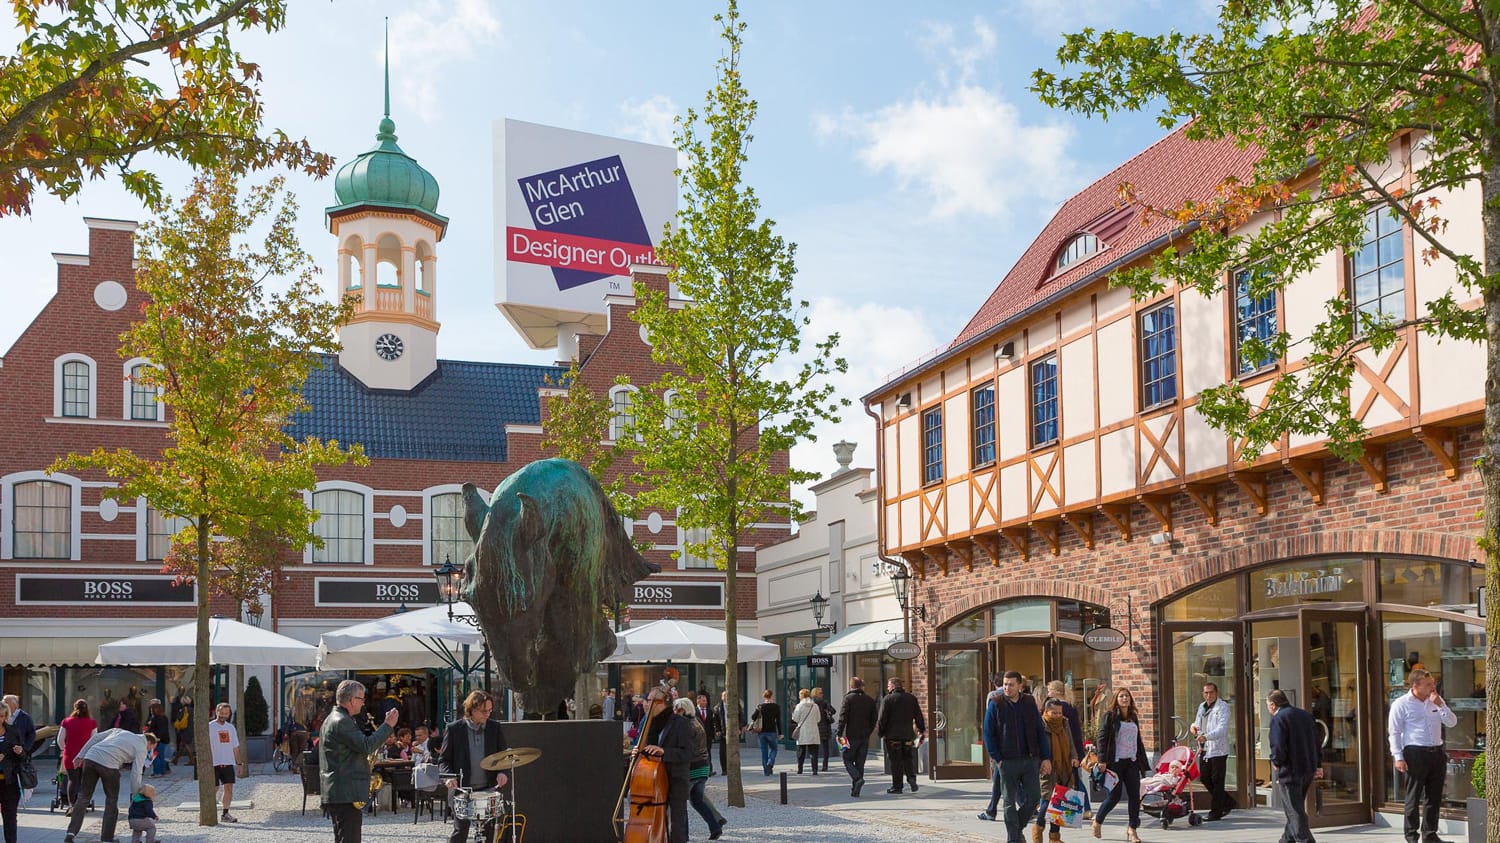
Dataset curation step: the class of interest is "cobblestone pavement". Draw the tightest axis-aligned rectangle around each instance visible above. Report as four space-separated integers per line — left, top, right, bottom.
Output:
12 749 1453 842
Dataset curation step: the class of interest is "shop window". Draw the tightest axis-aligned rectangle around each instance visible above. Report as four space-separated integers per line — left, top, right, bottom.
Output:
1349 207 1405 332
429 492 473 568
1139 302 1177 408
1030 355 1059 447
1160 576 1239 622
921 407 943 485
1233 268 1278 375
146 506 190 561
1056 600 1110 635
1379 612 1486 808
13 479 71 559
1378 557 1482 615
679 522 714 569
285 671 346 731
941 609 985 643
991 598 1052 634
64 666 158 732
971 383 996 467
311 488 365 564
1248 557 1363 612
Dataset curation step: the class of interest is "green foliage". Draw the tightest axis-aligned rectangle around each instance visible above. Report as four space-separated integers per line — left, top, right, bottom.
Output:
1474 751 1485 799
622 0 847 807
0 1 332 216
52 168 364 824
243 675 269 736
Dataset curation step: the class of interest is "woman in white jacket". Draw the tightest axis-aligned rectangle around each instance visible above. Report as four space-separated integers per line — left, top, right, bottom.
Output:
792 688 822 774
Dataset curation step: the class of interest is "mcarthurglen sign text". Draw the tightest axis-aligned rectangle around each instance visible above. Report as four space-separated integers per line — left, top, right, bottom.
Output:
1264 567 1346 599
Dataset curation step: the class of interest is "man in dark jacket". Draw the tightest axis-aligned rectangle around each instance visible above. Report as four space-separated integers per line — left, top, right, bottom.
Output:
812 687 836 773
981 671 1053 842
875 677 925 794
694 693 717 775
638 688 696 843
835 677 879 796
319 680 399 843
438 691 510 843
1268 690 1321 843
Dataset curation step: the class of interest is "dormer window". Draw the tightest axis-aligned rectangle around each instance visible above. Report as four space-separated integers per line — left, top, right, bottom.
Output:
1056 233 1100 271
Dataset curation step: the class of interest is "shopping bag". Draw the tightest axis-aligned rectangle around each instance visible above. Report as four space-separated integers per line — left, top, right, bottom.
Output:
1045 785 1087 828
1102 769 1120 792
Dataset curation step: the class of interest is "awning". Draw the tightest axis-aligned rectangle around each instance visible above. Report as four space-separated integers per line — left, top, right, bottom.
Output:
812 621 905 655
2 637 117 666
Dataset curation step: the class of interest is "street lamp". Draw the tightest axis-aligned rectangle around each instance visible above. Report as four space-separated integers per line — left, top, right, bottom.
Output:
243 603 263 628
433 555 479 627
887 564 927 623
809 590 837 634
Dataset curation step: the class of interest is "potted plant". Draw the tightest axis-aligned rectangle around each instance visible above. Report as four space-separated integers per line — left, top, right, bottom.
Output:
1468 752 1485 843
242 676 273 764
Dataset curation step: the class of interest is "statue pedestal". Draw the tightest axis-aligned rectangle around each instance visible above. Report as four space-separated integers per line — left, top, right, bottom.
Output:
500 719 626 842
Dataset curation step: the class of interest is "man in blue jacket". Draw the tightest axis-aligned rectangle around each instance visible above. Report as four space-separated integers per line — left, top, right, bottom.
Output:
1268 689 1321 843
982 671 1052 843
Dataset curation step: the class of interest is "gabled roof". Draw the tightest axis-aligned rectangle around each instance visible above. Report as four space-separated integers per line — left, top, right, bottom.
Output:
950 124 1262 347
289 355 565 463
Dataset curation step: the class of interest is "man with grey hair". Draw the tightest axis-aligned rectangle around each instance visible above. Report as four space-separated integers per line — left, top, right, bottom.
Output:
0 695 33 755
319 680 398 843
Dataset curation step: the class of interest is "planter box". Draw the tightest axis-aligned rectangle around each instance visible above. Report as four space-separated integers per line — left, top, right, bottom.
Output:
244 735 273 764
1468 797 1486 843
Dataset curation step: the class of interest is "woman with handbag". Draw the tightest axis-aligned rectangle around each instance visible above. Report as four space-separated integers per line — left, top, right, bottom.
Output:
1035 697 1079 843
0 699 32 843
58 699 97 810
745 690 781 776
792 689 821 775
1091 688 1151 843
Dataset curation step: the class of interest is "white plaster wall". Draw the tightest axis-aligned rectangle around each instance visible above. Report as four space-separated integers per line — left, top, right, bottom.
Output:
997 365 1027 461
1099 427 1135 497
1061 336 1096 440
1283 252 1338 357
1060 301 1091 340
1096 318 1134 425
884 504 900 548
971 352 996 381
1000 462 1027 522
897 414 919 496
1183 408 1227 475
946 480 970 535
1063 440 1095 505
1097 285 1131 321
1142 413 1179 485
899 497 919 547
1418 334 1485 412
1414 179 1483 313
920 374 941 406
945 392 969 481
883 424 901 496
1180 286 1225 398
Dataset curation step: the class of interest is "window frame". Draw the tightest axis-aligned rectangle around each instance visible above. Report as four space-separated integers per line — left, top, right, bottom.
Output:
1029 354 1060 448
1347 207 1407 334
970 382 996 468
1055 232 1101 272
608 385 639 442
141 503 189 562
53 353 96 419
123 358 163 421
678 517 715 569
1138 300 1178 410
1232 267 1280 378
424 485 484 568
305 482 374 565
2 471 80 561
921 406 944 486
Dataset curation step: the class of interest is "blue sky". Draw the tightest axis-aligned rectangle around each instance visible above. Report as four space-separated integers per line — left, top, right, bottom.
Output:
0 0 1219 493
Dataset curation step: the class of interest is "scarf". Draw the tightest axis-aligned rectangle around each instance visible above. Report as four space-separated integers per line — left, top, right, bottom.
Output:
1043 710 1074 787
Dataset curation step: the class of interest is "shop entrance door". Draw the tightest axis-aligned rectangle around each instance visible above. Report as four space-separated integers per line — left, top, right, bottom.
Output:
1299 609 1369 827
928 642 986 779
988 635 1051 692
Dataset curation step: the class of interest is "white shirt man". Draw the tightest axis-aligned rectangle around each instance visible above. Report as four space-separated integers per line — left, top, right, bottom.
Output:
1189 682 1234 819
1387 668 1456 843
207 703 243 823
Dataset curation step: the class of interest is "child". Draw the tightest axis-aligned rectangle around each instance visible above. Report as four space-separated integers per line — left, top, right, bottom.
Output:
128 783 159 843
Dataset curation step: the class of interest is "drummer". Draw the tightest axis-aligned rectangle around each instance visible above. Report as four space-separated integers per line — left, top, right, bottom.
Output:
438 691 510 843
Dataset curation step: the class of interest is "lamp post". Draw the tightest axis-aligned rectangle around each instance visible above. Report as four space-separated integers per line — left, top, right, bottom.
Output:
809 590 837 634
432 555 490 696
887 564 927 642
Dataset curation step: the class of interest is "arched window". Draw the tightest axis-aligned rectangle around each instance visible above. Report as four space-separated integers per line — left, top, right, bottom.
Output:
125 360 161 421
609 385 638 441
13 479 71 559
1055 233 1100 271
312 488 366 564
664 389 687 430
54 354 96 418
429 491 474 568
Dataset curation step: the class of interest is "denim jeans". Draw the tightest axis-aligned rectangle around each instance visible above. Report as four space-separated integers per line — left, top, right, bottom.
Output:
758 732 779 774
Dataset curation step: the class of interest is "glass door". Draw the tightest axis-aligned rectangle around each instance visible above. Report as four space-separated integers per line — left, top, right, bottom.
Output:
1248 617 1299 808
1300 610 1368 826
988 635 1051 693
1163 627 1241 803
927 643 986 779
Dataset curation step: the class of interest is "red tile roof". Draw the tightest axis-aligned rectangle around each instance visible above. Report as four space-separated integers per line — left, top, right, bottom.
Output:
950 123 1262 347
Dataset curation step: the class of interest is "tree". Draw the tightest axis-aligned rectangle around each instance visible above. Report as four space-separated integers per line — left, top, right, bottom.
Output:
1030 1 1498 833
0 0 332 216
54 168 363 825
243 675 269 737
625 0 847 807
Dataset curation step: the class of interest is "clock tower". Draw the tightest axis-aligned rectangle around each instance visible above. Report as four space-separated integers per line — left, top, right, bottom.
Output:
326 40 447 392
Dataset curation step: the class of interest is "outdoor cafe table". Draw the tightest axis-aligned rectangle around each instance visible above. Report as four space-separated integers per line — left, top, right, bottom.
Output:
373 758 414 814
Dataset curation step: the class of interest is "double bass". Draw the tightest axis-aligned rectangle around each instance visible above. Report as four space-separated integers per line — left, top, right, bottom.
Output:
614 692 669 843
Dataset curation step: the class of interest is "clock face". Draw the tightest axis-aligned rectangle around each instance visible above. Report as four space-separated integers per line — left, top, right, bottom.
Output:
374 333 404 361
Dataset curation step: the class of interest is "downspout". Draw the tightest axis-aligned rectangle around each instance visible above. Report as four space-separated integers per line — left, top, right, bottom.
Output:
863 397 913 645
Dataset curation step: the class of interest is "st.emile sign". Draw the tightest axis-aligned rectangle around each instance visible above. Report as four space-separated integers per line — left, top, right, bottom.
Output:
16 574 195 605
315 578 439 608
629 581 724 609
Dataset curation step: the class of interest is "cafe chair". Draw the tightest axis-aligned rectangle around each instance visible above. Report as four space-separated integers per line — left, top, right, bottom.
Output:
300 758 325 817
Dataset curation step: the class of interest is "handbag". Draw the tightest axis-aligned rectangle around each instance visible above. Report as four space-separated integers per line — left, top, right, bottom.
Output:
174 710 189 730
17 759 38 790
746 710 763 734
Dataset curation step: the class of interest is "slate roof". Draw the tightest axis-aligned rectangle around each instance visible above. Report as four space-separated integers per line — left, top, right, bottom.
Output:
289 354 565 463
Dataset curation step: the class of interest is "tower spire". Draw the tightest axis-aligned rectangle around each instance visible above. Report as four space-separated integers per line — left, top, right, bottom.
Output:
383 16 390 118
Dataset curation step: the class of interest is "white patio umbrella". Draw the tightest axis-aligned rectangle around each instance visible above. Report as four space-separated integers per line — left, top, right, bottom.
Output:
602 618 779 664
317 602 487 670
97 617 319 666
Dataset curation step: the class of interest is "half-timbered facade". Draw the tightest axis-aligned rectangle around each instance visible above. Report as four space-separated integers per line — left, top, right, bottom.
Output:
866 126 1485 829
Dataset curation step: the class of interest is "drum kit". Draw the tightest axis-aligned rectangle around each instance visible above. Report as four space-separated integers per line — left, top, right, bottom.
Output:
448 746 542 843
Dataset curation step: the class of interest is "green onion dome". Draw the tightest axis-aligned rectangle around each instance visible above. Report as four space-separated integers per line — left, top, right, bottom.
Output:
332 116 440 215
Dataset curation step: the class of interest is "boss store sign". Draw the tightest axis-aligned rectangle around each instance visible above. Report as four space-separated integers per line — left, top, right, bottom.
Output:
315 577 439 608
16 574 195 605
630 581 724 609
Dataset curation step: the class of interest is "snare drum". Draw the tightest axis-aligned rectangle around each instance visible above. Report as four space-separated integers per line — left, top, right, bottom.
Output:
453 787 510 821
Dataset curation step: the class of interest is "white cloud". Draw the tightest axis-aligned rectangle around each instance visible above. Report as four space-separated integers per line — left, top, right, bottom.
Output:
616 95 680 147
387 0 501 122
816 25 1078 219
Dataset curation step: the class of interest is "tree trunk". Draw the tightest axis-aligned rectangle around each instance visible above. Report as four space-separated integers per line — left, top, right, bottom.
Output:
233 665 245 779
723 500 744 807
194 517 217 826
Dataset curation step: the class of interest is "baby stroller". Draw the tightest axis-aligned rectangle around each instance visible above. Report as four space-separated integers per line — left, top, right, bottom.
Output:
49 768 92 814
1140 744 1202 829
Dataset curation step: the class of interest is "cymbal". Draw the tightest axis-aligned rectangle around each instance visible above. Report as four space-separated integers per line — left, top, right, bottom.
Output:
480 747 541 771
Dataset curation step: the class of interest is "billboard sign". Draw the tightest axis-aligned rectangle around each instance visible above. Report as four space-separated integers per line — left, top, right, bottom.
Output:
495 119 676 349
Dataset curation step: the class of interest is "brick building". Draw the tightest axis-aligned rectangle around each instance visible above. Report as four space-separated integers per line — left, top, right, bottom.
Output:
0 105 781 738
865 126 1485 828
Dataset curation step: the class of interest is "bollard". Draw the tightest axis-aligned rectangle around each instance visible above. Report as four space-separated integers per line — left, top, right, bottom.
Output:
780 771 788 804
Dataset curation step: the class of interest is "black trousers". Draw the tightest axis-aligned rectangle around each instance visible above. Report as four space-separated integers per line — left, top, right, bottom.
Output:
1095 760 1142 829
65 766 84 807
1200 754 1230 815
667 774 690 843
1277 776 1314 843
818 735 833 770
66 760 120 842
717 738 726 775
885 739 917 790
796 744 819 773
329 802 363 843
1402 745 1447 842
1 778 19 843
842 739 869 784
